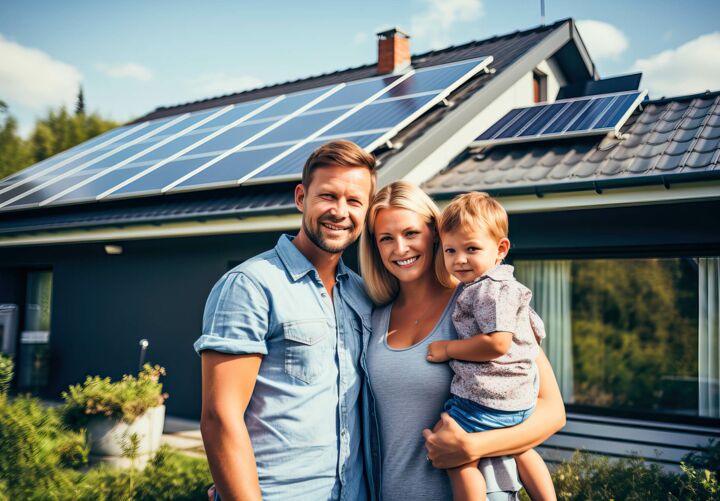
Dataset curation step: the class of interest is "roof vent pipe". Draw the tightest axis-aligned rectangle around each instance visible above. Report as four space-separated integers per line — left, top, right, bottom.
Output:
377 28 411 75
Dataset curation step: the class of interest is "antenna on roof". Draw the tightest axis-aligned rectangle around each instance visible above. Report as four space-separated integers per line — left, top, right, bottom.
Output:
540 0 546 25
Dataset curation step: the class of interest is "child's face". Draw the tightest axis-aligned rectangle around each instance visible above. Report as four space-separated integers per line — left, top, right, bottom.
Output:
441 227 509 284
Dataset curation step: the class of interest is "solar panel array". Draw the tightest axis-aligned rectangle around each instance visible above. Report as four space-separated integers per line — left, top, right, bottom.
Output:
0 56 493 212
472 90 647 147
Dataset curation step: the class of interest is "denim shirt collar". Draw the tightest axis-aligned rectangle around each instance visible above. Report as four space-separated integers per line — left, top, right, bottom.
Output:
276 234 349 283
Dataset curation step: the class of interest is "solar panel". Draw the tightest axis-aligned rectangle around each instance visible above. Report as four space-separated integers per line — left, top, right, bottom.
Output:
472 90 647 147
0 56 493 212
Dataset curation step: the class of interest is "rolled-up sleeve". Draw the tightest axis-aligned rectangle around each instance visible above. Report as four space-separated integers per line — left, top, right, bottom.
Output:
194 272 270 356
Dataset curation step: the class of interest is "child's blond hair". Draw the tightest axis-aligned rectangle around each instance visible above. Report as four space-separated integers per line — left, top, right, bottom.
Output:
439 192 508 242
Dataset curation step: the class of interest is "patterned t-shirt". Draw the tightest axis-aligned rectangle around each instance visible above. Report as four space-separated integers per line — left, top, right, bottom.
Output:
449 264 546 411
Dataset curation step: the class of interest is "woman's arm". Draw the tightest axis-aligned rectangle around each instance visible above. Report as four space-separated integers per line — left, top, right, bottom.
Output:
422 349 566 468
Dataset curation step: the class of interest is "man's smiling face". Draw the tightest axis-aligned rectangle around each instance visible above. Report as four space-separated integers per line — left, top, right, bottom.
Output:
295 163 374 254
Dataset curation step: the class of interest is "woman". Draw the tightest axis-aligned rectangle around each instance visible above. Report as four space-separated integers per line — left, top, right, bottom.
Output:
359 181 565 500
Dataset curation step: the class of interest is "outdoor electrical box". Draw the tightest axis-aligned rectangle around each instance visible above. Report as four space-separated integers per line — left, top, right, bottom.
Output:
0 304 19 356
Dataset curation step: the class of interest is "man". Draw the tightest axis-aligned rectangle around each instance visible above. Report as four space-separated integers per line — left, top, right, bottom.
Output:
195 140 376 500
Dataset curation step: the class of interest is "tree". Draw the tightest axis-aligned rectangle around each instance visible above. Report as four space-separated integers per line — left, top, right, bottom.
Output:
75 86 85 116
0 101 119 180
0 102 32 179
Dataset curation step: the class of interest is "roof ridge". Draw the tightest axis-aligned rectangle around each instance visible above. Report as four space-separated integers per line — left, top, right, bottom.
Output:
139 18 570 121
644 89 720 106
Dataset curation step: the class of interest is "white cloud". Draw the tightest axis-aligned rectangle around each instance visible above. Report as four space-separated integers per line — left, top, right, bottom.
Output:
632 32 720 97
190 73 263 97
576 20 629 60
410 0 484 49
96 62 153 81
0 33 81 110
353 31 369 46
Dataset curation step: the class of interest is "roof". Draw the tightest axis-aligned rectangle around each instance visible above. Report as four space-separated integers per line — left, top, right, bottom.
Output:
423 90 720 198
137 18 573 123
0 184 296 235
0 19 582 237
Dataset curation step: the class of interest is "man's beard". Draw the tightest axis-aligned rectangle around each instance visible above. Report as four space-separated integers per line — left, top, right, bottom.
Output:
303 216 356 254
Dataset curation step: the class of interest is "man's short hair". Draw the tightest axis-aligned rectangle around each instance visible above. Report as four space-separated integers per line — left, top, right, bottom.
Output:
440 192 508 242
302 140 377 190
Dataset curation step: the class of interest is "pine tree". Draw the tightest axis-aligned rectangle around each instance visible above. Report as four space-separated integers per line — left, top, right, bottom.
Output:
75 86 85 115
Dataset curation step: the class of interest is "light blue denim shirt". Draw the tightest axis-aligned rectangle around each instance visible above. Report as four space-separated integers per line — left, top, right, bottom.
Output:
194 234 372 501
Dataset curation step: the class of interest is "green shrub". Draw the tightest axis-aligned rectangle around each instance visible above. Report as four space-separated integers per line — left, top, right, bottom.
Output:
0 391 211 500
0 354 12 394
0 393 87 498
62 364 168 426
520 450 720 501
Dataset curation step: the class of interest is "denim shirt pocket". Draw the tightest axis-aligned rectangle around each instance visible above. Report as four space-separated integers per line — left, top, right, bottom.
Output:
283 318 333 384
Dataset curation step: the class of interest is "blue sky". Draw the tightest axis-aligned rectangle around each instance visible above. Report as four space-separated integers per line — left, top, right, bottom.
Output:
1 0 718 136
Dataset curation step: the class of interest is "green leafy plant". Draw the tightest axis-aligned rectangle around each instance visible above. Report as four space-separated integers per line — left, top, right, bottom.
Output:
0 354 13 394
62 364 168 427
518 450 720 501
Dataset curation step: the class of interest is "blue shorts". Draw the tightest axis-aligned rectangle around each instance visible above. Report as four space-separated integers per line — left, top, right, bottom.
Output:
444 395 534 433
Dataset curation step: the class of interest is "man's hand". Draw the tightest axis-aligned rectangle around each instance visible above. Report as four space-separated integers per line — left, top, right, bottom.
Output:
426 340 451 363
422 412 473 468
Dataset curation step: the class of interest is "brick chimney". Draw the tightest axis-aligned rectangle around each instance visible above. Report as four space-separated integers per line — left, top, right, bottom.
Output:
377 28 411 74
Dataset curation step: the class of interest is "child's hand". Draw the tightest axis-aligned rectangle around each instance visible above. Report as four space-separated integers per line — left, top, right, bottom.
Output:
427 341 451 363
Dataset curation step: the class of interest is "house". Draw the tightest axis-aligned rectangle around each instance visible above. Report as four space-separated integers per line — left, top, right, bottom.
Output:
0 18 717 469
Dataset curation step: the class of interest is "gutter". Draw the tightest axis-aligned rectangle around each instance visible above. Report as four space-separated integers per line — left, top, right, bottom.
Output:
0 213 302 248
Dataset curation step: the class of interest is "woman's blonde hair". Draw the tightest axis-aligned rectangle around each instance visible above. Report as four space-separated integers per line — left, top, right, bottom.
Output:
359 181 456 305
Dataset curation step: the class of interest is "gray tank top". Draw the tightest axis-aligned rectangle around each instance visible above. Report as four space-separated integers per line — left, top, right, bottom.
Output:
366 290 522 499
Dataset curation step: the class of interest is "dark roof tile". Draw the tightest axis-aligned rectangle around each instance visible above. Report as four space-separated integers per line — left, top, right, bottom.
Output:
700 124 720 139
693 136 720 154
504 165 528 183
570 160 601 178
626 155 656 174
526 165 553 181
685 150 716 169
672 127 698 143
665 139 694 156
612 143 642 161
707 114 720 127
636 141 667 159
655 152 684 171
599 156 634 176
663 107 688 122
646 129 675 145
654 119 678 133
678 116 706 130
420 90 720 196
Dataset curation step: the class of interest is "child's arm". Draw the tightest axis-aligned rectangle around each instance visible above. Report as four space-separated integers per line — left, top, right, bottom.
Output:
426 331 512 363
422 350 566 468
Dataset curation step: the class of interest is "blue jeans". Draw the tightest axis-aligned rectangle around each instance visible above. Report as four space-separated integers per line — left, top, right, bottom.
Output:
444 395 534 433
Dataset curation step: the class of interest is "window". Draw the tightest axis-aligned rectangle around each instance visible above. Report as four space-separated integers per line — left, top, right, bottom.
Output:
18 270 53 389
515 257 719 420
533 70 547 103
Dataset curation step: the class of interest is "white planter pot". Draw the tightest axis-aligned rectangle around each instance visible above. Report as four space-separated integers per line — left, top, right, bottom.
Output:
86 404 165 469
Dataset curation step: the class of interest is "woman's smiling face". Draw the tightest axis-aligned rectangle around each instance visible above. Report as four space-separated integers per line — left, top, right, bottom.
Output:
374 207 436 284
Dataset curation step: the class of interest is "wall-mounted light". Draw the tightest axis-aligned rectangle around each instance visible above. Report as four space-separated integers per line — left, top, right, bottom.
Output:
104 244 123 255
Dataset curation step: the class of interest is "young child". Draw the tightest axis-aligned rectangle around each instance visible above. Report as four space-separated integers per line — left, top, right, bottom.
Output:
427 192 556 501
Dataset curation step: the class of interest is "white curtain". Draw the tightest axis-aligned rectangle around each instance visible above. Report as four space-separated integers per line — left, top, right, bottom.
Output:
699 257 720 417
515 260 574 402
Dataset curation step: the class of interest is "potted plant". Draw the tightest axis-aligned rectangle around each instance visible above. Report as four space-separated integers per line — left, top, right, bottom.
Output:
62 364 168 469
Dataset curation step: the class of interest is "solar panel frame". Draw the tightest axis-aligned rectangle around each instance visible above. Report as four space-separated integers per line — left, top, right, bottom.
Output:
243 56 494 185
0 122 148 196
165 71 418 193
471 90 647 148
0 115 191 210
38 106 237 207
44 97 284 206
